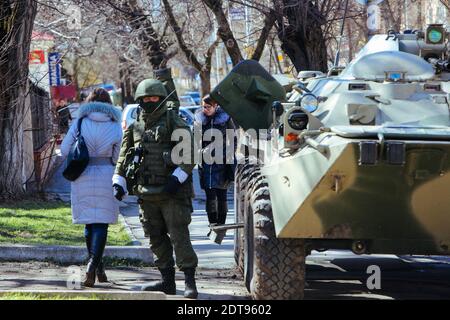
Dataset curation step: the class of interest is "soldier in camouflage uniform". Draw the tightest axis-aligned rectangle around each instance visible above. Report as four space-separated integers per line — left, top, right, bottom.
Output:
112 77 198 299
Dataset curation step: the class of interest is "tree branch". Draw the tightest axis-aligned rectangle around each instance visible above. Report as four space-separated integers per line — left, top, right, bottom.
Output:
251 10 276 61
162 0 203 71
202 0 243 65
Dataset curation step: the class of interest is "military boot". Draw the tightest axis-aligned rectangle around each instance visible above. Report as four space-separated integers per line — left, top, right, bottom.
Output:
183 268 198 299
141 267 176 295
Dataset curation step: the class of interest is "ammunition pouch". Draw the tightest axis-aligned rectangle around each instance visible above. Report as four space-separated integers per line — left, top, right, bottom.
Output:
124 147 140 195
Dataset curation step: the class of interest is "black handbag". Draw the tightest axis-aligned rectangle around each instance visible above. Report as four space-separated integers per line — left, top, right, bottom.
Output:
62 117 89 181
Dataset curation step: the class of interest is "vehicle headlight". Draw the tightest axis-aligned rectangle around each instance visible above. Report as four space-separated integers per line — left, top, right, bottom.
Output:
300 94 319 113
426 25 445 44
288 110 309 131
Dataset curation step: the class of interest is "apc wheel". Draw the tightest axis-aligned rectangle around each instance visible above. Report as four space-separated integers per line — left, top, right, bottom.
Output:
244 168 306 300
234 162 256 273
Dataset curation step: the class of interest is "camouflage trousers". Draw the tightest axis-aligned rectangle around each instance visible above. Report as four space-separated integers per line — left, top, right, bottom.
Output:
139 196 198 271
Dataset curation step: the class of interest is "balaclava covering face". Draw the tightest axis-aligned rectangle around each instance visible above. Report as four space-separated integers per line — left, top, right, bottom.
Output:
140 100 161 112
140 97 168 125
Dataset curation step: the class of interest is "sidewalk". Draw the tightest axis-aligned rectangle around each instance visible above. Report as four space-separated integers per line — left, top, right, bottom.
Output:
44 156 237 269
0 261 249 300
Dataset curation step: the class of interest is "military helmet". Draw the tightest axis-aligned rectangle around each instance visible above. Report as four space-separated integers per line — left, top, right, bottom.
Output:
134 79 168 101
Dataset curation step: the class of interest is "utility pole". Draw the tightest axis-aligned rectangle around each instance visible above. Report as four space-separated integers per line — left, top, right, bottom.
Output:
404 0 409 29
244 3 251 57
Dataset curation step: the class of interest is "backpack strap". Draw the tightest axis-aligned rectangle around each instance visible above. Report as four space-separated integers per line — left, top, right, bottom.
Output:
76 117 84 137
166 108 175 134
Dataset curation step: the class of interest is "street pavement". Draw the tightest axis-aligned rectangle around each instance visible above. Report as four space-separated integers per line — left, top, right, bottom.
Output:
31 154 450 299
1 254 450 299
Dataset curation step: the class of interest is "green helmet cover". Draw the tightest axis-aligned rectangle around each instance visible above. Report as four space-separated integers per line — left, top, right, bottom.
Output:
134 79 168 101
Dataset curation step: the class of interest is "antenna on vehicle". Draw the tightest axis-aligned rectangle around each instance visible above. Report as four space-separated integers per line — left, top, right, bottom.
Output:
333 0 350 68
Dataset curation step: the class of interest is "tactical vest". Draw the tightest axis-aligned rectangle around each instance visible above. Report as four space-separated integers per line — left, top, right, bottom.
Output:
132 109 193 198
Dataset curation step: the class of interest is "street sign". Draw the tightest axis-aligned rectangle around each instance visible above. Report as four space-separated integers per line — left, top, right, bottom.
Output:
48 52 61 87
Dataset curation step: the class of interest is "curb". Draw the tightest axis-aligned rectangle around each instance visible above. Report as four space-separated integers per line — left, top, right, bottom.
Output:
118 214 142 246
0 244 153 264
0 290 165 300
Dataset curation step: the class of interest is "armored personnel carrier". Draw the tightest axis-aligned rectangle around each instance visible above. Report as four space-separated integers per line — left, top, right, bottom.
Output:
209 25 450 300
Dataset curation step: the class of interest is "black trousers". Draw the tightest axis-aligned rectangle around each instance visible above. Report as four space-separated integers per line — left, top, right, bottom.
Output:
205 188 228 225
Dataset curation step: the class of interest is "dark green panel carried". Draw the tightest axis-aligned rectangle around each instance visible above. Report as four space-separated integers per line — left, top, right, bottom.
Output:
210 60 286 130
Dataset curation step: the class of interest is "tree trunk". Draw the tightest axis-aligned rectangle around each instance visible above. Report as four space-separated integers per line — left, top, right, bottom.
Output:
273 0 328 72
119 0 169 70
347 20 354 62
271 38 284 74
251 13 276 61
0 0 37 197
199 70 211 97
202 0 243 66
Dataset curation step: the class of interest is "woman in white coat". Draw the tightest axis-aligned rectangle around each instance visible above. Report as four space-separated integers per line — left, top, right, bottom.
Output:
61 88 122 287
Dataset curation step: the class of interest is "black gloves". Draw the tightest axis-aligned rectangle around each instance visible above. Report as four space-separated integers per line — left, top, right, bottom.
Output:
163 175 182 195
113 184 125 201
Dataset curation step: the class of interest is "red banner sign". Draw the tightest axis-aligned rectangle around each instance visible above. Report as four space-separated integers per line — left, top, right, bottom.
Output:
29 50 45 64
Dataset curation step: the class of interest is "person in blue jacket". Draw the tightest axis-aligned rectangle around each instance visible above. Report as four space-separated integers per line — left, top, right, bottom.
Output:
195 95 236 226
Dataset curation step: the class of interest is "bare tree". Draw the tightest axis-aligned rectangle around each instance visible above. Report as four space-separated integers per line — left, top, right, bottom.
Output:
105 0 177 70
0 0 38 197
202 0 244 65
380 0 404 32
272 0 336 72
202 0 276 66
161 0 220 95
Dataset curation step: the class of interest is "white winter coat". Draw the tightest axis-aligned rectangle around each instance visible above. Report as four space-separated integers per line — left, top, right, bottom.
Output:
61 102 123 224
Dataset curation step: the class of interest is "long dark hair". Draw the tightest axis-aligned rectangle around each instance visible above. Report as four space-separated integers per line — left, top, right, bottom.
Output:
86 88 112 104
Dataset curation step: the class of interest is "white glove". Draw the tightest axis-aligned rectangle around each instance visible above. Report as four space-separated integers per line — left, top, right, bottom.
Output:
172 167 189 183
112 174 128 195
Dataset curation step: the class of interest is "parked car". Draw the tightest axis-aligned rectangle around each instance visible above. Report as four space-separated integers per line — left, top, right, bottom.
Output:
179 107 195 130
185 91 201 105
179 95 196 107
121 104 195 131
182 105 200 114
121 103 139 130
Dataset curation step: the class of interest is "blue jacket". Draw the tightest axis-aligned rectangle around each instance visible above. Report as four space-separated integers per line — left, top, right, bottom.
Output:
195 107 236 190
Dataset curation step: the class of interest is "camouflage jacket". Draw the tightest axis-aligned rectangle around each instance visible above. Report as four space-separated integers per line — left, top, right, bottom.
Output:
115 105 195 199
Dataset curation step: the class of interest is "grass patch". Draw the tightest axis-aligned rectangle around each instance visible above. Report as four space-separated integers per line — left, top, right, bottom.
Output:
0 200 132 246
102 256 153 268
0 293 101 300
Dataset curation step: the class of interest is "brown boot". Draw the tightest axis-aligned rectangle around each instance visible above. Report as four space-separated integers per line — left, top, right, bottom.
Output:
84 272 96 287
97 261 108 283
83 260 96 287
